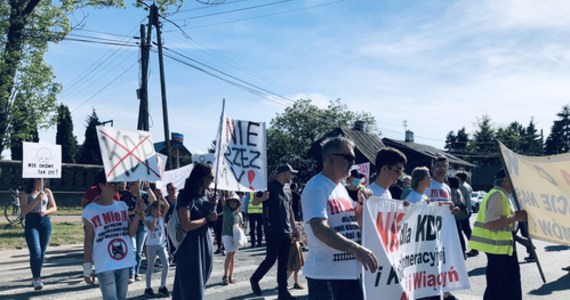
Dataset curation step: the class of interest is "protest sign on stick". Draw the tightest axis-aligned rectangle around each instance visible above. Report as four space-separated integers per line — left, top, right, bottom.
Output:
213 114 267 192
498 141 570 246
97 126 161 182
362 198 470 299
22 142 62 178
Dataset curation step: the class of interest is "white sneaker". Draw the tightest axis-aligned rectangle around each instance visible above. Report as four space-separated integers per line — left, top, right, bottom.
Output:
33 278 43 290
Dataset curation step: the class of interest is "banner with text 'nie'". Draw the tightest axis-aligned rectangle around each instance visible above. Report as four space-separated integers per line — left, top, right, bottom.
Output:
214 116 267 192
362 198 470 299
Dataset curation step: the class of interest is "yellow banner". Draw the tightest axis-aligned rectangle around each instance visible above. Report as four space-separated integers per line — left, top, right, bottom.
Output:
499 142 570 246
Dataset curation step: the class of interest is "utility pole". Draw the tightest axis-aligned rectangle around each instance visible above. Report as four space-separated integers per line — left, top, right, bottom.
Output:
151 4 172 170
137 24 150 131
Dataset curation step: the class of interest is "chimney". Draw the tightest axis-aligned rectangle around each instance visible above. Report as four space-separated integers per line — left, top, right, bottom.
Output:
353 120 364 132
405 130 414 142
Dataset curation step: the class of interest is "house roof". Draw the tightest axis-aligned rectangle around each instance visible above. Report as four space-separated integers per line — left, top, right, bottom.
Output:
381 138 477 168
308 127 385 168
153 142 192 157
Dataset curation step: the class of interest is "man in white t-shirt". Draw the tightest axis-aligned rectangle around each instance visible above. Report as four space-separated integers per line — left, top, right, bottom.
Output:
301 137 378 300
422 156 459 300
425 156 452 203
369 147 407 199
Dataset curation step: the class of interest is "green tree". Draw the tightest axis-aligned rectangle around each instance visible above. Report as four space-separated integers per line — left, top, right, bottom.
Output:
9 93 39 160
444 131 456 153
77 110 102 165
468 115 497 166
545 104 570 155
496 121 525 153
267 98 377 177
0 0 181 155
522 118 543 155
56 104 77 163
444 127 470 155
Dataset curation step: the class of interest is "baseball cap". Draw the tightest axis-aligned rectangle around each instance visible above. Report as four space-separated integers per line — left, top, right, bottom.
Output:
495 168 507 179
276 163 298 174
350 169 364 179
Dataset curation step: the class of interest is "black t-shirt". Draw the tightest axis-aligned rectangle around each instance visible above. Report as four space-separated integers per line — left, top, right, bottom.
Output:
291 191 302 222
262 180 292 235
345 186 360 203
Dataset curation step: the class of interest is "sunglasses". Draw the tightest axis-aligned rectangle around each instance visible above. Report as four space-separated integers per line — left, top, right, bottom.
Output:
329 153 356 163
388 165 404 174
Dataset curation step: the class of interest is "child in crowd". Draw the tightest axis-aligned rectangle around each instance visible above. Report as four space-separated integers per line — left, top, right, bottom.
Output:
83 172 142 300
143 200 170 297
287 237 305 289
222 192 243 285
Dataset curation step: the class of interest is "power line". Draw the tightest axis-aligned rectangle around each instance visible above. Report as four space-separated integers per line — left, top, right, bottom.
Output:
173 0 345 28
71 60 140 112
58 23 143 101
179 0 292 19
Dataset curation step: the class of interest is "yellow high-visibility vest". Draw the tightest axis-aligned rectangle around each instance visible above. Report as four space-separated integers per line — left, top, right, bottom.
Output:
247 192 263 214
468 187 515 255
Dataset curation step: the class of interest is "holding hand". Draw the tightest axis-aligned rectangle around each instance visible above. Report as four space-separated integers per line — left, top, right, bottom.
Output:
352 245 378 273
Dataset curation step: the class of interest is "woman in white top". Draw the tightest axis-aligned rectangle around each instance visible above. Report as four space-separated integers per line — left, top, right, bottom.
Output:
21 178 57 290
406 166 431 204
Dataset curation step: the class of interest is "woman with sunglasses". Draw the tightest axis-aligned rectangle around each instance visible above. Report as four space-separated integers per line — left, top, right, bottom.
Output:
172 163 218 300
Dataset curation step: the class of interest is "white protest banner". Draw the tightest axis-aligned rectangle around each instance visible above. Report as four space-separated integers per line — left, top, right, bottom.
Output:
363 198 470 300
352 162 371 186
160 163 194 197
22 142 62 178
499 142 570 245
214 116 267 192
96 126 161 182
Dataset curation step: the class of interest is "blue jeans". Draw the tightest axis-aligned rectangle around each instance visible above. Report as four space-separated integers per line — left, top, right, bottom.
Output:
131 223 147 277
145 244 169 288
97 267 129 300
307 277 363 300
24 213 52 279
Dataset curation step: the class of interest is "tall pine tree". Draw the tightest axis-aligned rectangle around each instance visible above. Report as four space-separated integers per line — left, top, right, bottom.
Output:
77 110 102 165
545 104 570 155
55 104 77 163
469 115 497 166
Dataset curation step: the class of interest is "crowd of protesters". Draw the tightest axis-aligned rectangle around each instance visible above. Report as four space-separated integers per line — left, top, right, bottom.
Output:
17 136 549 300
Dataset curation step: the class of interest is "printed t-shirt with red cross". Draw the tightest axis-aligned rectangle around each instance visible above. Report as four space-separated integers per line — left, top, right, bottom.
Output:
301 174 361 280
425 179 452 202
82 201 136 274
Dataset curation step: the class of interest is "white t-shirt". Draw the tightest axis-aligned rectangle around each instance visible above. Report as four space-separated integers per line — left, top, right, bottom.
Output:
144 216 166 246
425 180 451 202
82 201 136 274
369 183 392 199
406 190 428 204
301 174 361 280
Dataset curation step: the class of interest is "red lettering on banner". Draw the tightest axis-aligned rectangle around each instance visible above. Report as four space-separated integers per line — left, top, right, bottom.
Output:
376 212 404 253
561 170 570 187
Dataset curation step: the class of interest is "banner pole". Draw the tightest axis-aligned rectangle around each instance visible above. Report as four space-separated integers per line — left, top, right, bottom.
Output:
212 99 226 211
497 140 546 283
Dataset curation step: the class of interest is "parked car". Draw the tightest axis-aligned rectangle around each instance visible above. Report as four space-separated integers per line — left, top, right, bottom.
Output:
471 191 487 213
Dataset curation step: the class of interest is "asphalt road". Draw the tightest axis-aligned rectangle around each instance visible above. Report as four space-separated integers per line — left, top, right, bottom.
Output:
1 216 570 299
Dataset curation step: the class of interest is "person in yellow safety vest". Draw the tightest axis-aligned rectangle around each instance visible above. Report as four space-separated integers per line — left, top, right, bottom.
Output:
468 168 528 300
247 192 264 248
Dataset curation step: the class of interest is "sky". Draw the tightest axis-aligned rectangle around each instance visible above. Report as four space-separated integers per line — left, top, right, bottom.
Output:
15 0 570 158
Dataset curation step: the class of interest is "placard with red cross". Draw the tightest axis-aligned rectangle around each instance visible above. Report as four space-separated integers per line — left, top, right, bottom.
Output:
96 126 161 182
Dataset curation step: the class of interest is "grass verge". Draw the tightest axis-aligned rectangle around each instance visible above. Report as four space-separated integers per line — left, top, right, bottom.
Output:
0 222 83 250
55 208 83 216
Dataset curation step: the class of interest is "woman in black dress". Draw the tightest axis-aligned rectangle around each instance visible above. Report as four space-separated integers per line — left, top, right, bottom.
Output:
172 163 218 300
